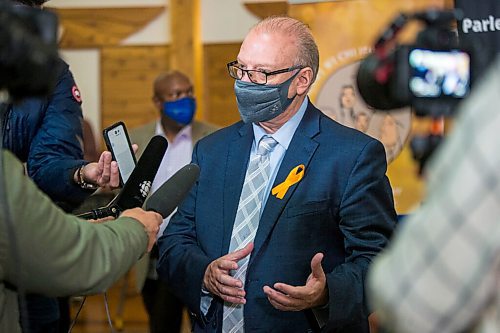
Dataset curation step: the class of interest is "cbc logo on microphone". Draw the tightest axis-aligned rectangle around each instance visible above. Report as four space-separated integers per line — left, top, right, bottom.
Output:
139 181 152 198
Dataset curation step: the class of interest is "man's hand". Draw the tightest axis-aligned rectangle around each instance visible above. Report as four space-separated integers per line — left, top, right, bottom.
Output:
203 243 254 304
76 144 139 190
83 151 120 189
263 253 328 311
121 207 162 252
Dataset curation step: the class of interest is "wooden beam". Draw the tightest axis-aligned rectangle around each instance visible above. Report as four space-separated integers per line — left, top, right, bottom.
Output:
244 1 288 19
51 7 164 48
169 0 205 119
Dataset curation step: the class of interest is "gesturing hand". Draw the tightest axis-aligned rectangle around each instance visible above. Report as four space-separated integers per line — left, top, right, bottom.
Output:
203 243 254 304
263 252 328 311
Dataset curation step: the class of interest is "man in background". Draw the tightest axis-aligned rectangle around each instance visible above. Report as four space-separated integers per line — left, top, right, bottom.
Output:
130 70 218 333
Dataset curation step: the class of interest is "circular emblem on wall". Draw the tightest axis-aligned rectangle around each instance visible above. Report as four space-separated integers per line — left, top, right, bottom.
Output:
316 61 412 163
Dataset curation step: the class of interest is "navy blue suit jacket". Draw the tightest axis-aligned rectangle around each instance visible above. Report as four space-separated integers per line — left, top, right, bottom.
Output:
157 103 396 332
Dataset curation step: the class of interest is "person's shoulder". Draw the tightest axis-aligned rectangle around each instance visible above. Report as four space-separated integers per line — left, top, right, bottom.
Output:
130 121 156 136
193 120 220 132
54 57 72 82
192 120 221 140
196 121 244 147
51 58 80 102
129 121 157 148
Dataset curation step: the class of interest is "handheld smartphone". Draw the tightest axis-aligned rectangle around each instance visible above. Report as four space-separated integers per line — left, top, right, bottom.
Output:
103 121 137 186
408 48 471 99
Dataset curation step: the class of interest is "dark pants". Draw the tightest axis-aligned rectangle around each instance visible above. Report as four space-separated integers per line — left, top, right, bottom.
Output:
57 297 70 333
142 278 184 333
21 295 59 333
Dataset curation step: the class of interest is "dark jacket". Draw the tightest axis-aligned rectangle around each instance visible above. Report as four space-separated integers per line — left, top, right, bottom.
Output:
3 58 89 206
157 103 396 333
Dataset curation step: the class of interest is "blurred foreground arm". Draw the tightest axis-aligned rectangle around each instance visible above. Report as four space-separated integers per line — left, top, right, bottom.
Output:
1 150 161 296
368 57 500 333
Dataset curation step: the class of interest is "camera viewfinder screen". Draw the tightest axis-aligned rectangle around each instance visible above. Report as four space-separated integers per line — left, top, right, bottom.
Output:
409 49 470 98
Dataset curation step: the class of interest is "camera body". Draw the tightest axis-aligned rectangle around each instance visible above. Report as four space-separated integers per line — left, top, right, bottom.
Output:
357 9 473 117
0 0 59 101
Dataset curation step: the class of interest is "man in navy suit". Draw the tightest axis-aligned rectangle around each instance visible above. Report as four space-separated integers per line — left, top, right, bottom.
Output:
157 16 396 333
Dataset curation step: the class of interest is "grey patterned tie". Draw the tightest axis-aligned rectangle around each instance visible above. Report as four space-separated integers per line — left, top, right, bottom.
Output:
222 135 278 333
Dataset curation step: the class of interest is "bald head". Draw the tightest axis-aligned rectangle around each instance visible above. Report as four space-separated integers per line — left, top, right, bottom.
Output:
250 16 319 83
153 70 192 101
152 70 195 130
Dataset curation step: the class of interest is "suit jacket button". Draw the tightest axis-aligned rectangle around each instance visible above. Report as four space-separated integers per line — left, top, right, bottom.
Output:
212 320 217 328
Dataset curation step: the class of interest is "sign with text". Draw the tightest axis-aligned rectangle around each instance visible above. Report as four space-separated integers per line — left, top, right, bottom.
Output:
289 0 449 213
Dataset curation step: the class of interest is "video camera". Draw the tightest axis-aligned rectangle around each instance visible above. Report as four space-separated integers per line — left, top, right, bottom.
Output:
357 9 474 118
0 0 59 102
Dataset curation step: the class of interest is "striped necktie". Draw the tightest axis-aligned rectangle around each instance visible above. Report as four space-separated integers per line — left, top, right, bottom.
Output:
222 135 278 333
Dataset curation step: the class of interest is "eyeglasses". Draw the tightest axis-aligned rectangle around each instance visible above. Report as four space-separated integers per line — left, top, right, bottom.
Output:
227 61 302 85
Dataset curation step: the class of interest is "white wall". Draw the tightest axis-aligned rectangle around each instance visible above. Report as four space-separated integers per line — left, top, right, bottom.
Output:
201 0 259 43
122 10 170 45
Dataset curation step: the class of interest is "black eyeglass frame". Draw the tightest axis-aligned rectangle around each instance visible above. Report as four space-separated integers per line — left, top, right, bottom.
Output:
226 60 303 85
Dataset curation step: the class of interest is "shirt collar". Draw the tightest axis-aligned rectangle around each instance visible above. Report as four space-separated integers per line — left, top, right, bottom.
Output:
252 96 308 151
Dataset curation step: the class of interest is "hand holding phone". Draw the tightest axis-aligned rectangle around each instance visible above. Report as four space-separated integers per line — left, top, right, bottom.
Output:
103 121 137 186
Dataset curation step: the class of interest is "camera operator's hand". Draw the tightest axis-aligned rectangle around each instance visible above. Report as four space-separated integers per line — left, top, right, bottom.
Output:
121 207 162 252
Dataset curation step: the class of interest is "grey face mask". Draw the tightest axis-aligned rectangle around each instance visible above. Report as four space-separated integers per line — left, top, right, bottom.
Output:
234 71 299 123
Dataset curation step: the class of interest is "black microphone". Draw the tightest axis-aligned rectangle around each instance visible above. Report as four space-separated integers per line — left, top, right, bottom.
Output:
77 135 168 220
144 163 200 218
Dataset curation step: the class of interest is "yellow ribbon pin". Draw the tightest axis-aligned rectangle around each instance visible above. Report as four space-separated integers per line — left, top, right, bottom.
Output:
271 164 305 199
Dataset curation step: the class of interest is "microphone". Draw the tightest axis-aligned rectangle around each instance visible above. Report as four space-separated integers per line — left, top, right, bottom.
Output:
113 135 168 211
77 135 168 220
144 163 200 218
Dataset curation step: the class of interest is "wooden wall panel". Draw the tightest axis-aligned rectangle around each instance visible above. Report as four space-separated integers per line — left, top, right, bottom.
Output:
203 43 242 127
53 7 164 48
101 46 170 133
244 1 288 19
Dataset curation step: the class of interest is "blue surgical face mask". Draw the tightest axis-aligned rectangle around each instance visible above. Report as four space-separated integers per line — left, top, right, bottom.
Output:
162 96 196 125
234 71 300 123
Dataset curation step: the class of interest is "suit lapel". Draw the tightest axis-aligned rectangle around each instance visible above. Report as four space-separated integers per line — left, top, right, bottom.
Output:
250 105 321 265
221 123 254 255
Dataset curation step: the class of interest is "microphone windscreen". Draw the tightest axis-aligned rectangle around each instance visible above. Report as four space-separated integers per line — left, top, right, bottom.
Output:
114 135 168 211
144 163 200 218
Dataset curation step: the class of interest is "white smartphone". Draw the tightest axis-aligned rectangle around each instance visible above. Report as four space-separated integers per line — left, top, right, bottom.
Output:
103 121 137 185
